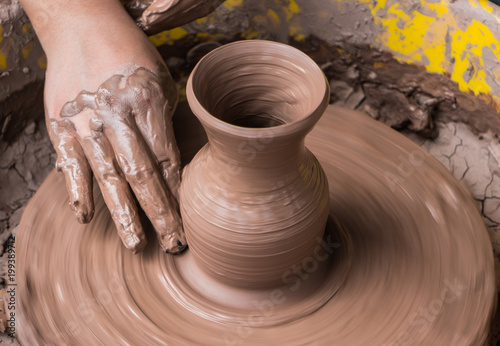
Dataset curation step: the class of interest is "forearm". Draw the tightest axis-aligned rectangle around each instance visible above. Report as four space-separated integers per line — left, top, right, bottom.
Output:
18 0 150 60
19 0 166 107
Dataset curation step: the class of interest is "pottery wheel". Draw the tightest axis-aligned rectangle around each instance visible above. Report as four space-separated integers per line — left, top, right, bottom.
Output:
16 105 495 345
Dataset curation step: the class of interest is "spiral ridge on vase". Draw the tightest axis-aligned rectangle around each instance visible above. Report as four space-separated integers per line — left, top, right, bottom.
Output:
182 40 331 288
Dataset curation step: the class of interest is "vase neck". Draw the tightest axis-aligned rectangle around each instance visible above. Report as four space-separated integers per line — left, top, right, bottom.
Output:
204 127 306 170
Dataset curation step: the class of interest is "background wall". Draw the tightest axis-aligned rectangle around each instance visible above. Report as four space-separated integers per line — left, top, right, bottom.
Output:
146 0 500 108
3 0 500 103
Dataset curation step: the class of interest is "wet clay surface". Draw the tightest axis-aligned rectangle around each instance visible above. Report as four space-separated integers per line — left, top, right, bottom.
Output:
125 0 225 35
181 40 330 288
16 105 495 345
50 66 184 254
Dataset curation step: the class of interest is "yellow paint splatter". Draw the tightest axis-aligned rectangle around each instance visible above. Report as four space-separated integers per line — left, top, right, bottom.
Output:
295 34 305 42
0 54 6 70
267 9 281 28
37 54 47 69
344 0 500 102
196 32 210 40
170 27 188 40
177 85 187 103
224 0 243 11
241 27 264 40
21 23 32 34
367 0 450 74
0 39 10 70
283 6 294 22
472 0 494 13
21 41 33 60
149 27 188 46
288 0 300 13
450 19 500 94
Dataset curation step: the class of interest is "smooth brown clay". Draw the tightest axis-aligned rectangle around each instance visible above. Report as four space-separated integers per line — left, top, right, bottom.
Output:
16 103 495 344
182 41 330 288
49 66 185 254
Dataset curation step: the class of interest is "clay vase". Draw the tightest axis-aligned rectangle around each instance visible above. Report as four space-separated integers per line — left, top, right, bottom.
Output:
181 40 330 288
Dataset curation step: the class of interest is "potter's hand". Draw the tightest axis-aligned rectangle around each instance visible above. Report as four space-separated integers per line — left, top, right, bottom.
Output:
19 0 186 254
126 0 225 35
49 67 185 254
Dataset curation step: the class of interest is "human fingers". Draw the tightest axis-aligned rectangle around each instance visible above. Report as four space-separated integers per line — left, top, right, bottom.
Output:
79 130 147 254
128 68 182 200
102 112 186 254
60 91 97 117
47 119 94 223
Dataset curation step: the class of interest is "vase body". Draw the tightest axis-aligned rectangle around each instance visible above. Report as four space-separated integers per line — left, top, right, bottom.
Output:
181 40 330 288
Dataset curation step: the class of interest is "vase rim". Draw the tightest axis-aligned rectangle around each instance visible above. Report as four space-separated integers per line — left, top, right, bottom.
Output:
186 40 330 139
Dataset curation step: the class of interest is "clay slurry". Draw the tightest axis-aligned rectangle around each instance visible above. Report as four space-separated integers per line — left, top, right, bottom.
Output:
16 105 496 344
50 66 185 254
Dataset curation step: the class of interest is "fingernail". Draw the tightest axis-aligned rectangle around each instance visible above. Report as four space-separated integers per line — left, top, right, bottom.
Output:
75 211 92 224
161 231 187 254
69 201 94 224
125 233 147 254
121 224 147 254
90 118 103 133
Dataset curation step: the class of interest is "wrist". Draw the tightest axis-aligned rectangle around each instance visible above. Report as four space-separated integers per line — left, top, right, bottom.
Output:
20 0 140 58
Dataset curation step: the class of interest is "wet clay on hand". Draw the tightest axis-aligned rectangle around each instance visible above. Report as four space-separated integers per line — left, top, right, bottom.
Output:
47 66 186 254
125 0 225 35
